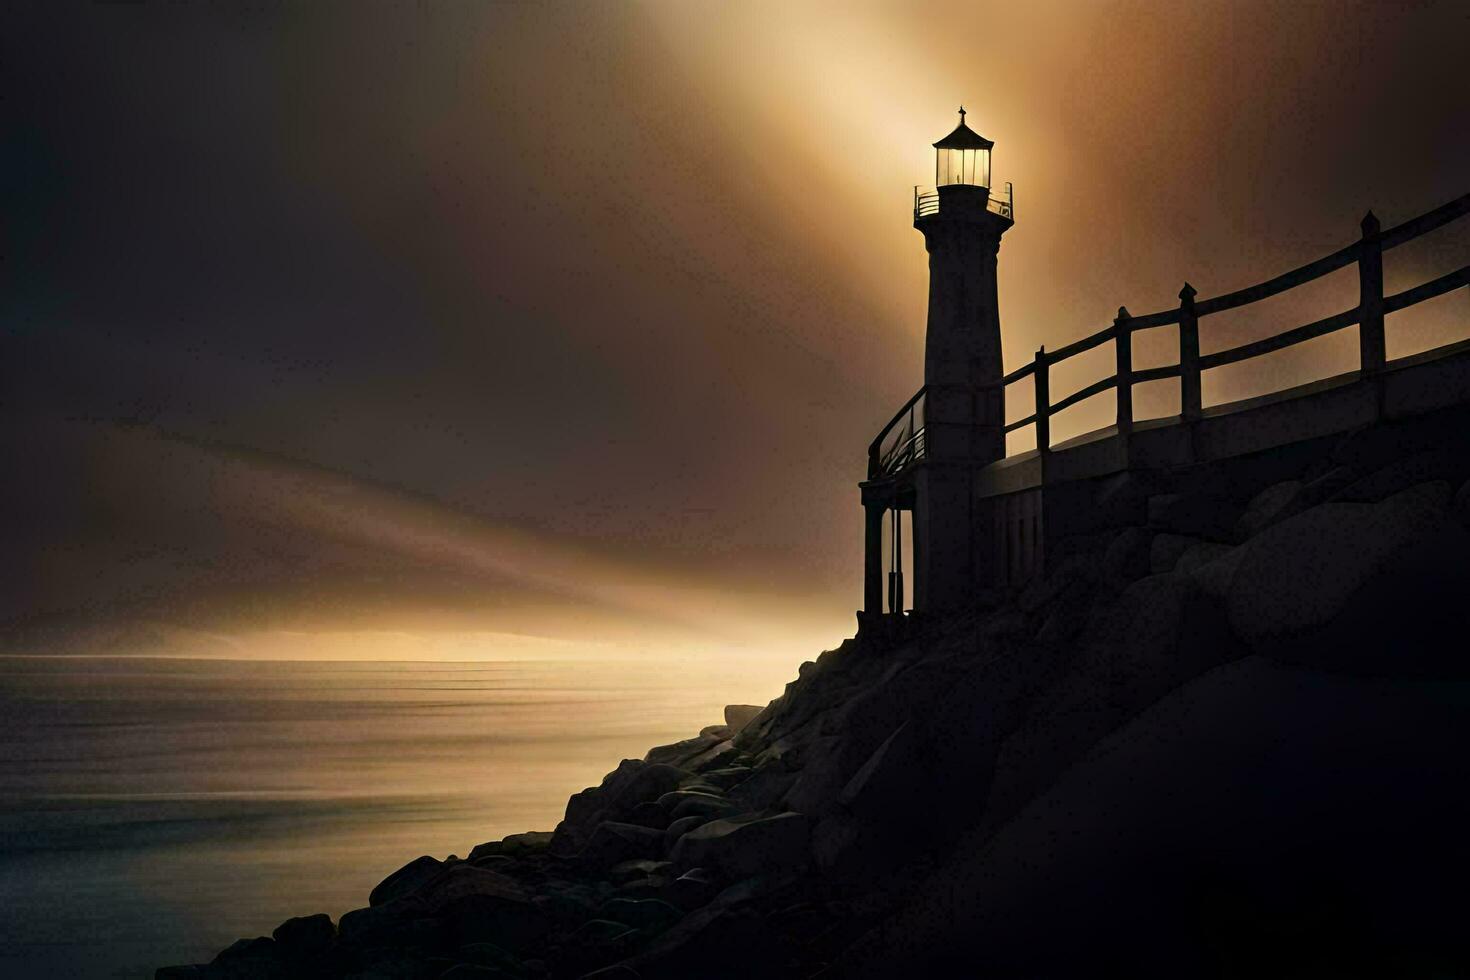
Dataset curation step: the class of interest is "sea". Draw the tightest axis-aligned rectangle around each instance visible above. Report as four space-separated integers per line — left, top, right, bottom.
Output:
0 654 793 978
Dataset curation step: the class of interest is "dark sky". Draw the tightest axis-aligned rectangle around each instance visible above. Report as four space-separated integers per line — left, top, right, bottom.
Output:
3 1 1468 657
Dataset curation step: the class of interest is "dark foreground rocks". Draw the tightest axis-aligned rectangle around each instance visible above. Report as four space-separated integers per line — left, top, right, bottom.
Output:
163 409 1470 979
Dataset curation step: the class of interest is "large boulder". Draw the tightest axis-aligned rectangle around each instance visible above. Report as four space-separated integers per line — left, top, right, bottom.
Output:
828 655 1470 978
341 864 532 949
597 897 684 934
723 704 764 733
1233 479 1302 541
1331 449 1462 504
556 761 693 851
837 722 922 817
440 892 552 951
270 913 334 957
1102 526 1153 583
1225 481 1450 648
579 821 668 869
669 811 811 879
1150 532 1205 574
369 855 445 907
1147 491 1241 541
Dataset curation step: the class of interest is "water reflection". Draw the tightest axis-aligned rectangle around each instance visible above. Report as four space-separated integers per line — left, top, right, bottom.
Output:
0 653 790 978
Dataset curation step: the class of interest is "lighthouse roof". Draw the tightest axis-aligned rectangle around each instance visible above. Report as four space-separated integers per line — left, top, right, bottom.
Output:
933 108 994 151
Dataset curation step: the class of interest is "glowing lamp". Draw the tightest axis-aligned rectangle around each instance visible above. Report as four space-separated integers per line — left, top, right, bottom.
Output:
934 106 992 189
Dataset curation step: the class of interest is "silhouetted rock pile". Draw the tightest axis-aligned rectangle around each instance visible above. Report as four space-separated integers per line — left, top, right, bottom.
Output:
161 409 1470 978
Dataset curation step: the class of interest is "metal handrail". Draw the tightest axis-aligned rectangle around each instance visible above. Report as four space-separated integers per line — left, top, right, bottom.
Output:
868 386 928 479
912 181 1014 222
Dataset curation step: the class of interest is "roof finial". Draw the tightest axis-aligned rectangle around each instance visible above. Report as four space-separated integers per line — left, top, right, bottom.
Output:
958 105 966 124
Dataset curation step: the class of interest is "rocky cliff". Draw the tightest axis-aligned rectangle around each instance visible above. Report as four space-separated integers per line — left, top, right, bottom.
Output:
162 408 1470 979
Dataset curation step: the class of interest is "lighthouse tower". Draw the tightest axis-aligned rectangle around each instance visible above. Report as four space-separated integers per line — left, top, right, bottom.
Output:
861 108 1014 620
918 107 1012 405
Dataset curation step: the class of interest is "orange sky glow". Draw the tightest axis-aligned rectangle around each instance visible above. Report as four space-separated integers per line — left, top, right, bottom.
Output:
4 1 1468 664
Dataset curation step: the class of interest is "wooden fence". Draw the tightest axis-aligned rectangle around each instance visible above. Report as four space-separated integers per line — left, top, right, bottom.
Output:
1003 193 1470 459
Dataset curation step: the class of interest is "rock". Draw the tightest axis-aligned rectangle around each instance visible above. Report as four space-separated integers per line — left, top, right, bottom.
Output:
211 937 277 964
340 864 529 951
669 811 811 879
565 761 640 826
569 918 638 944
1093 469 1167 527
1147 491 1241 540
1188 542 1249 599
579 822 667 868
1175 541 1234 575
810 813 864 872
615 875 672 899
657 788 723 808
668 794 738 823
1102 526 1152 583
1331 449 1460 503
438 965 519 979
467 842 500 862
1150 533 1205 574
1455 478 1470 525
558 762 694 851
498 831 554 855
456 941 532 974
441 893 551 952
1226 481 1450 647
414 863 527 908
663 814 709 845
839 722 920 816
724 705 764 732
683 739 739 772
1299 464 1356 503
609 859 672 883
597 898 684 933
338 903 448 949
553 919 640 975
726 763 797 811
1291 516 1470 676
828 654 1470 978
533 889 599 926
1234 480 1302 540
270 913 334 956
609 877 785 978
626 800 671 829
669 867 719 909
369 855 446 907
469 854 517 872
644 736 718 768
699 766 754 790
202 937 289 978
578 966 643 980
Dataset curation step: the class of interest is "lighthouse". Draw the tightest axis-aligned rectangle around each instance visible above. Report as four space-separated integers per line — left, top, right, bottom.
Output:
861 108 1014 621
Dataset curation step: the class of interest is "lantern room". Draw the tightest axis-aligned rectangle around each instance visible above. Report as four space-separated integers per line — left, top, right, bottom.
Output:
934 106 993 188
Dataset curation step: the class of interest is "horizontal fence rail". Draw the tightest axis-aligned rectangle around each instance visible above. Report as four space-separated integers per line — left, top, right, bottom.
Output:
1016 192 1470 458
868 192 1470 481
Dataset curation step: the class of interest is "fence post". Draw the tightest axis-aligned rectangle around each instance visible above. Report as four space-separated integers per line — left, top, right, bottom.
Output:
1114 306 1133 466
1358 210 1385 377
1033 346 1049 456
1178 283 1201 422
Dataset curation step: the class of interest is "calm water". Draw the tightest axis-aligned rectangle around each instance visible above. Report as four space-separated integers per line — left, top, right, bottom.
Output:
0 655 787 978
